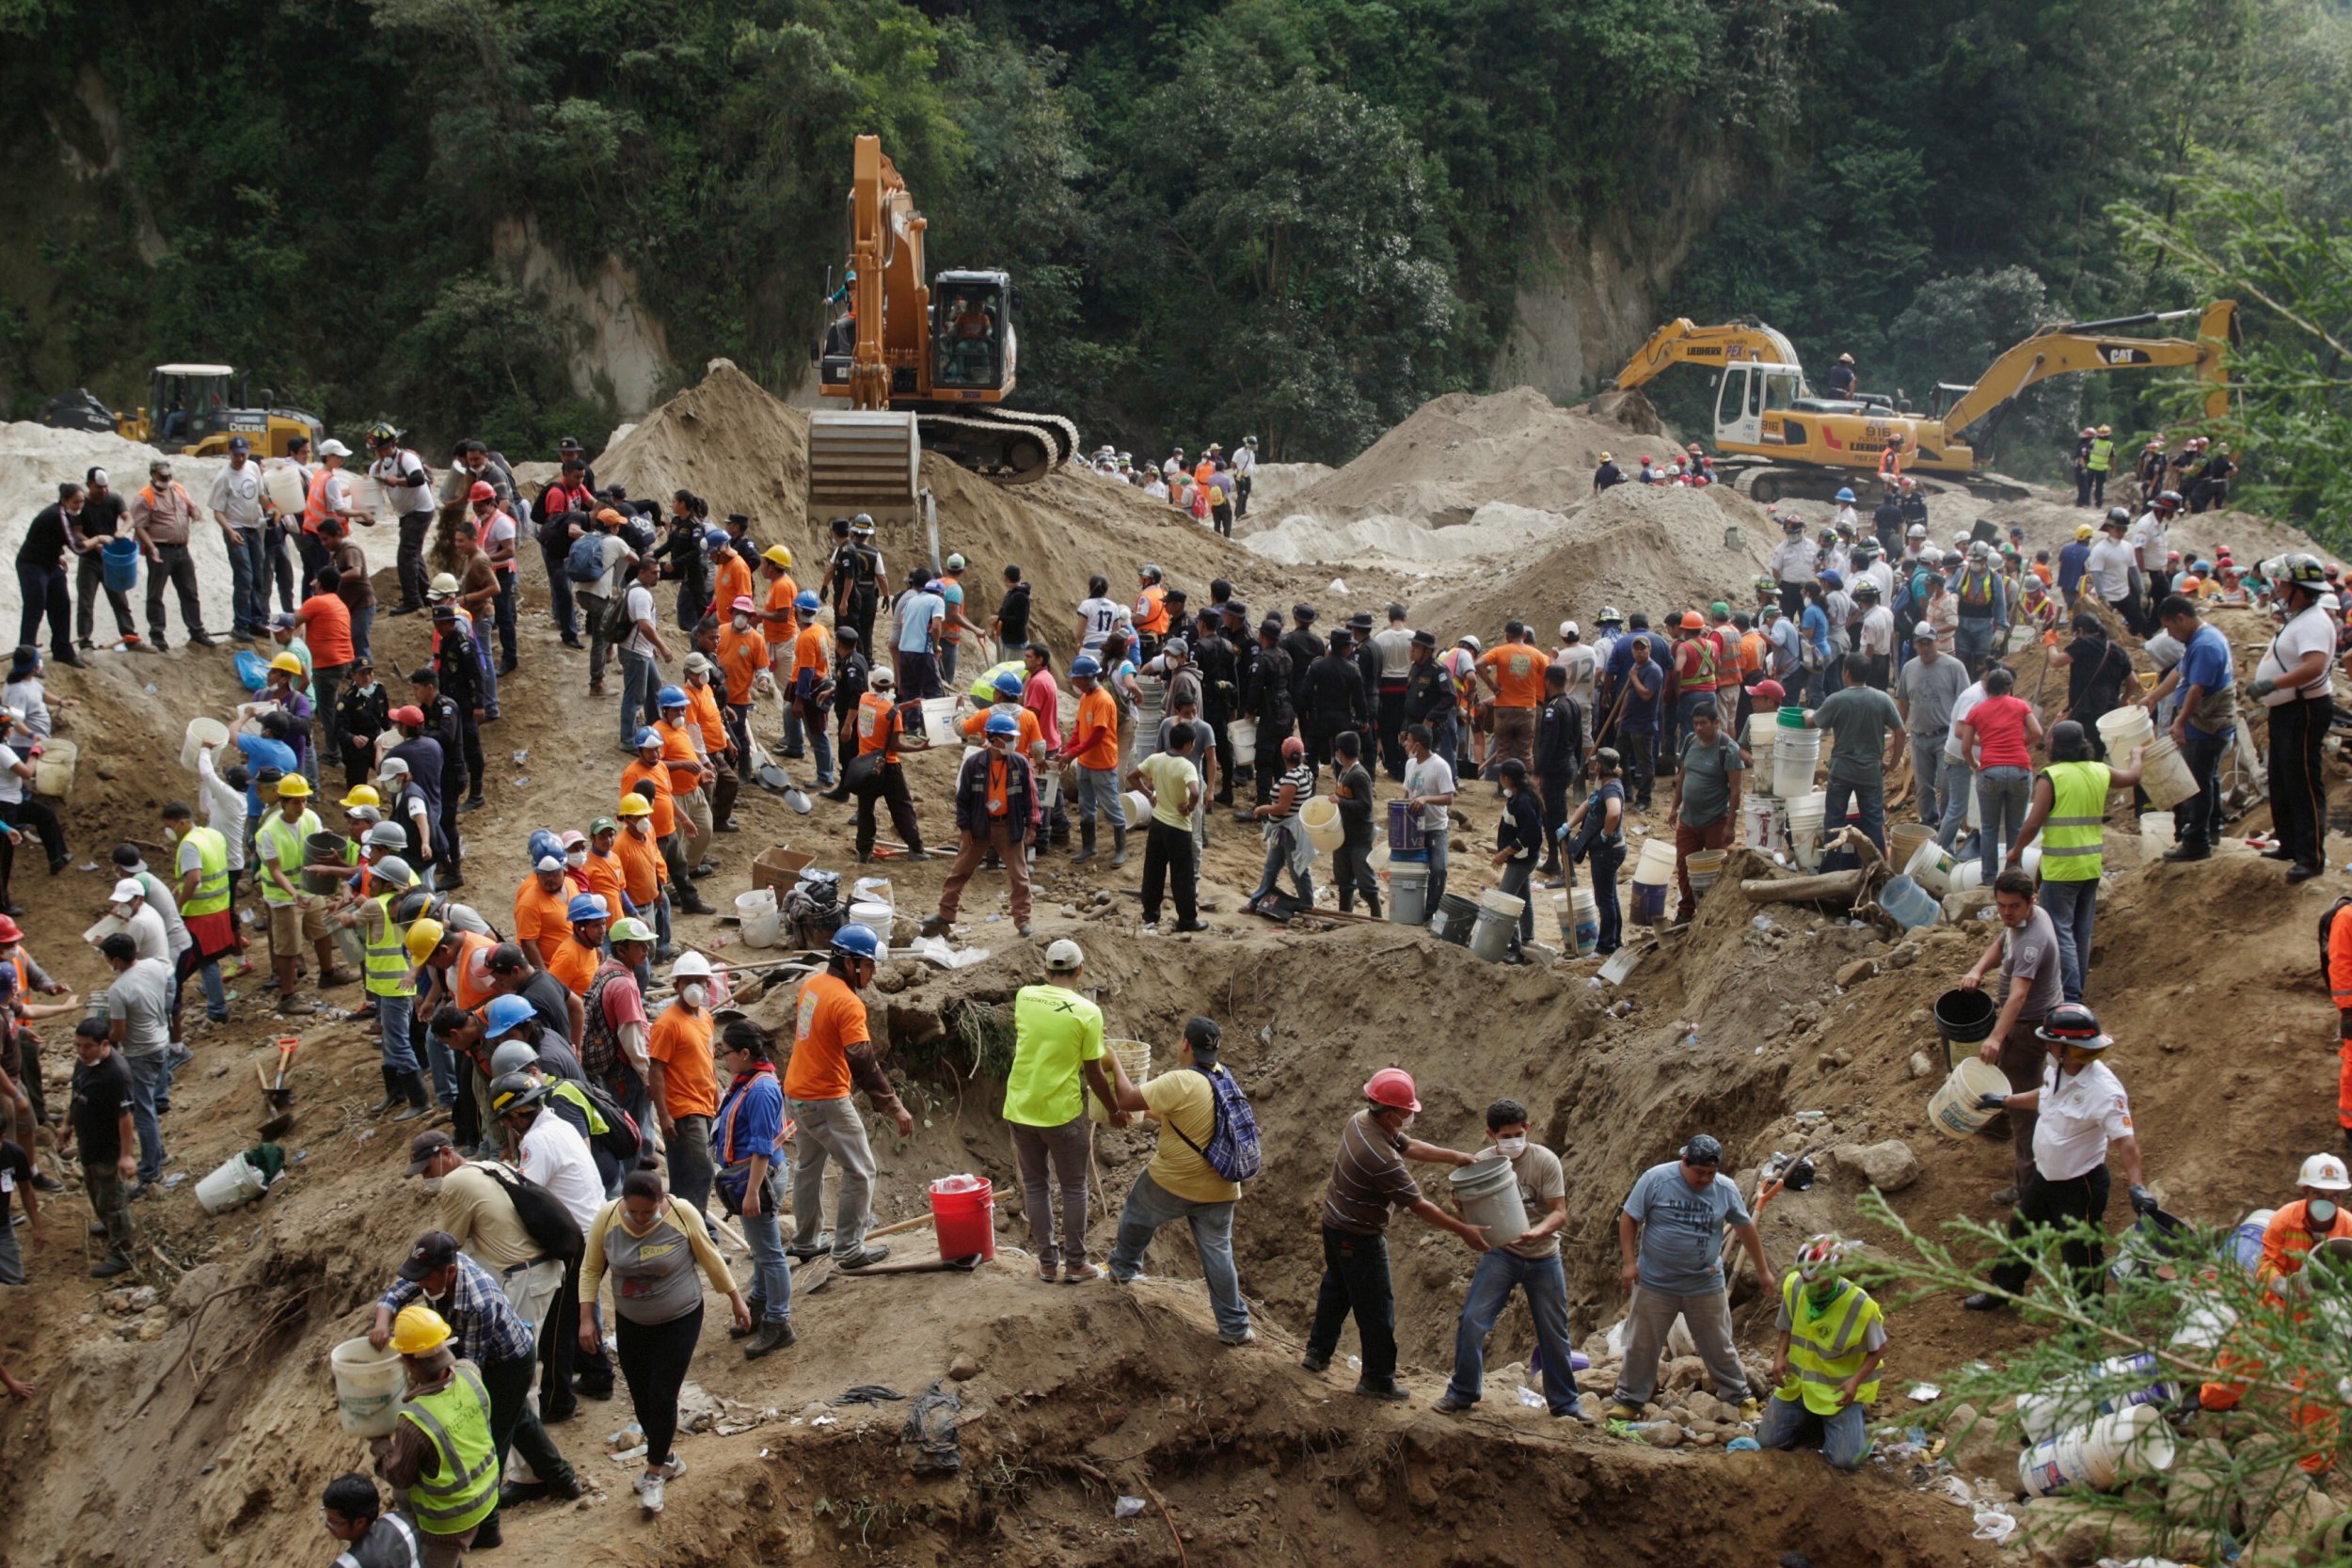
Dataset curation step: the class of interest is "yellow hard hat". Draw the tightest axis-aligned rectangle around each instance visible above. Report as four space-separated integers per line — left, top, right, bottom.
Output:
2097 424 2112 436
404 916 447 964
615 794 653 817
276 774 312 799
2075 524 2094 541
762 545 794 569
270 652 303 674
390 1303 453 1355
341 784 382 809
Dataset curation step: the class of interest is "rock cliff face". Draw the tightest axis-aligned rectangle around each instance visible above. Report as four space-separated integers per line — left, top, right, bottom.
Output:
490 215 675 419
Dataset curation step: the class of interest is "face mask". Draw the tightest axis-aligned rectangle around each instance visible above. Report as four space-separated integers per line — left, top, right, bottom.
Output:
353 681 377 696
681 982 707 1009
1492 1136 1528 1160
733 615 751 632
565 850 587 869
421 1177 444 1196
2311 1199 2340 1228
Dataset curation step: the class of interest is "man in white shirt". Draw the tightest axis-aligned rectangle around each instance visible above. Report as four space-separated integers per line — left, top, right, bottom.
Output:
208 437 271 639
1935 670 1989 854
1551 622 1597 733
105 877 172 965
497 1077 607 1237
2086 511 2138 629
1851 582 1896 689
1231 436 1258 517
1770 520 1817 620
2126 493 2178 630
1403 722 1457 911
1964 1004 2154 1309
2250 554 2339 880
367 426 437 615
618 555 671 751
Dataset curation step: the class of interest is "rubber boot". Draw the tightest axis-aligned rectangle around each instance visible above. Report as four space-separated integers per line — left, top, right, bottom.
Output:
1072 821 1096 863
392 1070 433 1122
368 1066 402 1117
1109 822 1128 868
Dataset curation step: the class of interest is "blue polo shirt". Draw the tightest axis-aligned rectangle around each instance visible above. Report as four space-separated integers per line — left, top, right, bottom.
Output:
233 735 299 820
2178 622 2235 740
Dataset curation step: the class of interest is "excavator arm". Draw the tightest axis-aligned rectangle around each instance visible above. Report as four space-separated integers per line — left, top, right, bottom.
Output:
1936 300 2238 435
1608 318 1806 393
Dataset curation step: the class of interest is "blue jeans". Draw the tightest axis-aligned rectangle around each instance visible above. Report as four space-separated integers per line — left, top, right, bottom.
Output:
1073 765 1125 831
618 647 658 747
472 610 500 714
2038 876 2097 1003
1935 756 1974 851
1821 776 1884 870
1443 1247 1584 1415
1976 765 2031 881
126 1050 168 1183
1251 821 1312 903
348 604 373 666
1423 826 1451 911
228 527 270 631
425 1032 459 1108
375 990 419 1074
1910 736 1947 826
1107 1170 1249 1338
1758 1391 1872 1469
737 1165 794 1323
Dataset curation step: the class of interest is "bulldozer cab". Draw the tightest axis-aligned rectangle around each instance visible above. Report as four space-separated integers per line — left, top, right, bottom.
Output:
151 363 238 448
1715 362 1803 449
931 270 1013 394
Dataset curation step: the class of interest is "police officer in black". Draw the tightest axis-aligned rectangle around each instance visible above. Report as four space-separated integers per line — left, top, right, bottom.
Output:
1246 617 1296 812
1280 605 1324 716
1300 628 1368 773
410 646 475 890
1191 609 1239 805
1534 663 1585 878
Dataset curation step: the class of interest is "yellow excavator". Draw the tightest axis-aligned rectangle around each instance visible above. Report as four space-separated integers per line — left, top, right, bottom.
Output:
806 135 1074 521
44 363 323 457
1603 303 2237 488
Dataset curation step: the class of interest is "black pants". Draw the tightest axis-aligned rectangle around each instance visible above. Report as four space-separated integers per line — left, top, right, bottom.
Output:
848 591 878 660
15 562 71 657
1539 782 1568 870
399 513 436 611
267 523 297 612
1333 838 1380 917
1140 818 1198 927
74 550 135 643
2269 695 2329 871
2143 568 2172 633
481 1349 576 1508
2089 468 2108 507
145 543 208 641
2179 731 2228 850
1376 687 1406 779
0 798 66 874
1206 705 1236 800
458 713 486 803
493 570 519 665
540 1254 612 1414
1778 583 1806 621
437 765 467 881
614 1303 702 1465
1307 1227 1398 1384
536 541 574 632
1234 473 1251 517
1987 1164 2111 1301
1587 839 1626 953
17 1028 45 1127
1252 718 1294 803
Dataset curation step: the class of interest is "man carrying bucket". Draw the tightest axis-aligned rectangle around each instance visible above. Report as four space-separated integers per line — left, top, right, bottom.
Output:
1958 867 2064 1207
1433 1100 1588 1421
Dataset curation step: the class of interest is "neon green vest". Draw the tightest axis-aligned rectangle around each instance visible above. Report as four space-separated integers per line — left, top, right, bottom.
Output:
396 1361 500 1535
547 1078 611 1136
2037 760 2110 881
362 892 416 998
1778 1273 1883 1417
2087 436 2114 473
256 808 323 906
180 826 230 918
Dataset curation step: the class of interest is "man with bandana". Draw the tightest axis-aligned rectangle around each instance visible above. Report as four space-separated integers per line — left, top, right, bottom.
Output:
1756 1233 1886 1470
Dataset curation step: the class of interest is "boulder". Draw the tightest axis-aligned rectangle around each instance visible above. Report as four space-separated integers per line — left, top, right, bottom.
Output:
1942 1402 2017 1488
1854 1139 1920 1192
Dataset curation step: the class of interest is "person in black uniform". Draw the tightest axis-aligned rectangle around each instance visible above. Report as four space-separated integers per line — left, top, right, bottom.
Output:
409 657 472 890
1534 663 1584 879
831 626 870 764
1300 629 1369 774
1191 610 1239 805
1246 619 1295 812
1280 605 1324 717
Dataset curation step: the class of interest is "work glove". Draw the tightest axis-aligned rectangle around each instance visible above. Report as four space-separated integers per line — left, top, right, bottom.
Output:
2128 1184 2159 1217
1975 1092 2009 1112
2248 677 2277 701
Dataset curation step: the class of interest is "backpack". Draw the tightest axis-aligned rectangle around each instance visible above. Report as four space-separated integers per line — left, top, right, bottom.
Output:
554 1076 643 1164
2319 897 2352 987
477 1161 585 1262
564 531 608 582
600 582 637 646
1164 1064 1262 1182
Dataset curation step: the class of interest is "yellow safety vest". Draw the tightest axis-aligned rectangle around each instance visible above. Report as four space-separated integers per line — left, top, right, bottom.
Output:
396 1361 501 1535
1778 1273 1883 1417
362 892 415 998
548 1079 611 1136
256 809 323 907
2037 760 2110 882
180 826 231 918
2086 436 2114 474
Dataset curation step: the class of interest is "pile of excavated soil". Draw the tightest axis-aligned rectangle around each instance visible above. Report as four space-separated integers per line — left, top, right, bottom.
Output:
1239 459 1331 520
1272 386 1680 527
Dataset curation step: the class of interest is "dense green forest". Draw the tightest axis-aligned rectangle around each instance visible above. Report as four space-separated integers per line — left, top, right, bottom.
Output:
2 0 2347 527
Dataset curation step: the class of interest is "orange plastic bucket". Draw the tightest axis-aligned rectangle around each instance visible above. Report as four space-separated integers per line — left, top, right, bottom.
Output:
929 1175 996 1261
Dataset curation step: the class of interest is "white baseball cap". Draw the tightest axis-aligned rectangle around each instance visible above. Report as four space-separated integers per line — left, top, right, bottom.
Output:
1913 622 1936 641
317 437 354 458
110 877 147 905
2300 1153 2352 1192
1558 620 1578 640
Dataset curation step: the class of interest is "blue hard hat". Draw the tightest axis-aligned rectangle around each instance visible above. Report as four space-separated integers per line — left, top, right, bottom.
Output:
566 894 608 924
484 994 536 1039
527 829 563 865
831 922 883 960
1070 655 1101 678
703 529 728 554
984 711 1019 737
992 671 1024 698
656 685 687 709
1818 570 1844 589
633 726 660 748
794 590 821 613
1835 486 1856 502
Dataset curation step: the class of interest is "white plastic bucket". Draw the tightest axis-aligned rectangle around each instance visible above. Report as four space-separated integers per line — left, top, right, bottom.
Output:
850 877 894 915
1740 795 1779 851
332 1337 408 1436
1684 849 1726 894
1631 836 1677 888
1390 863 1431 926
2017 1354 2176 1443
1468 898 1523 963
2138 736 2199 809
1449 1152 1531 1238
1227 717 1257 766
2139 811 2175 859
2095 706 2154 756
196 1151 267 1214
1785 790 1826 832
182 717 231 772
263 464 307 516
1086 1038 1152 1124
1567 888 1599 958
1745 710 1777 768
847 900 893 932
2017 1402 2175 1498
1879 873 1939 929
734 888 780 949
1772 728 1820 800
1790 828 1823 872
1301 797 1343 853
1949 846 2040 893
1888 821 1933 869
1122 789 1153 830
1928 1056 2011 1139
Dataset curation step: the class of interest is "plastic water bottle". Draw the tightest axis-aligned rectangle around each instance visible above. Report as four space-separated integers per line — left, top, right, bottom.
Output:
1681 1026 1700 1051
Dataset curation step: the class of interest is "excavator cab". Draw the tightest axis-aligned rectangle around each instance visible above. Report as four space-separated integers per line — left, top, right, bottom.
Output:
931 270 1014 394
1715 363 1804 450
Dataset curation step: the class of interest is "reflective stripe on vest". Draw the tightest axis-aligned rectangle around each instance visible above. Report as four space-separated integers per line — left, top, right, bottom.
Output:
2038 761 2108 877
548 1078 610 1136
397 1362 501 1533
181 826 231 916
256 810 322 905
2087 437 2114 473
363 893 416 998
1778 1273 1883 1417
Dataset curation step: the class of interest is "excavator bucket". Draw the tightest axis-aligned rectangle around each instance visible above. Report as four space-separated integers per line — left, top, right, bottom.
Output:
807 410 921 525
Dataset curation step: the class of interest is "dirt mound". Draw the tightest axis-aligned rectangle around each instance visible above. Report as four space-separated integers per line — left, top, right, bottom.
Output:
1276 386 1679 527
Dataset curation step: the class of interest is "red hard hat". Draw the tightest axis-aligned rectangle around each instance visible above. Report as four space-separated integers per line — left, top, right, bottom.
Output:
468 481 496 504
1362 1068 1421 1114
0 914 20 943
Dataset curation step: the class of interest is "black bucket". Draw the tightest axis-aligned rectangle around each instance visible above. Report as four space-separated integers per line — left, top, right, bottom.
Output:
301 831 349 895
1934 987 1996 1043
1432 893 1479 946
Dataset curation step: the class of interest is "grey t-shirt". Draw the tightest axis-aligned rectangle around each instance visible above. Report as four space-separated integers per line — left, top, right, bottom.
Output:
1502 1144 1567 1259
1811 684 1903 785
1896 653 1969 738
106 957 176 1057
1675 733 1744 826
1999 906 2065 1022
1625 1160 1751 1294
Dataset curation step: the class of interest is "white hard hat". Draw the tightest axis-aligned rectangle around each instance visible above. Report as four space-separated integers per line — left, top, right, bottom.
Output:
1044 938 1085 973
2301 1153 2352 1192
671 952 714 981
1906 523 1927 539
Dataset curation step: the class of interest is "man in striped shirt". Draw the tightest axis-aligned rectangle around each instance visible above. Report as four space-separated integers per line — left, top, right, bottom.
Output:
1301 1069 1490 1402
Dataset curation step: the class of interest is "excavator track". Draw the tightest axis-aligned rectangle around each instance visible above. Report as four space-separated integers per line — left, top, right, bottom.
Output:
915 405 1075 486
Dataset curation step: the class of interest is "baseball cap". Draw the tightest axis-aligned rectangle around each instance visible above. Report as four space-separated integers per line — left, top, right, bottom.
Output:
534 854 563 873
405 1129 454 1176
228 436 249 454
397 1229 461 1281
1913 622 1936 641
389 705 425 726
109 877 146 905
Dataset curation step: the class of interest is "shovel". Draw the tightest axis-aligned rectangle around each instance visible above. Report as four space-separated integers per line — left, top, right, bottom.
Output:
747 707 812 814
835 1252 985 1277
258 1036 301 1138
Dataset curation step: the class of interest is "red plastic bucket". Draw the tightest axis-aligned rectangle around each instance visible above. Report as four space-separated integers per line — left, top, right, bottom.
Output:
930 1175 996 1261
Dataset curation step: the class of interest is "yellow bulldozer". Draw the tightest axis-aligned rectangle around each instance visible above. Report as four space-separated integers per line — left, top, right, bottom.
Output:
806 135 1075 522
43 363 325 458
1605 304 2238 495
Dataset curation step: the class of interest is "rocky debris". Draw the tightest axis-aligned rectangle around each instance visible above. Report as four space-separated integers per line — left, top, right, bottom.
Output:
1910 1052 1934 1078
1941 1402 2016 1485
1835 958 1878 988
947 1353 982 1381
1852 1139 1920 1192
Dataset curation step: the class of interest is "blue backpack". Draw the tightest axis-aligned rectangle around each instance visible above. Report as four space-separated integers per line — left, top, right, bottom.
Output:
564 531 608 582
1168 1064 1262 1182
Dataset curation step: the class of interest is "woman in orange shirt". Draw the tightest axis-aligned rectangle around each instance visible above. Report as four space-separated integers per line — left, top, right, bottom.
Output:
682 656 738 833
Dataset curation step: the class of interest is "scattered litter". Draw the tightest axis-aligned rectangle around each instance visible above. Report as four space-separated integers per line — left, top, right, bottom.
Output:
811 1414 838 1427
1516 1386 1546 1408
1795 1111 1828 1126
906 936 990 969
1115 1497 1147 1519
512 776 530 786
77 861 101 873
1907 1383 1942 1402
899 1379 962 1475
1724 1436 1760 1451
1327 578 1348 595
511 750 529 765
143 683 157 695
1934 1476 1977 1508
1345 1355 1361 1371
610 1445 648 1465
1751 916 1775 932
1972 1509 2018 1544
829 1385 907 1406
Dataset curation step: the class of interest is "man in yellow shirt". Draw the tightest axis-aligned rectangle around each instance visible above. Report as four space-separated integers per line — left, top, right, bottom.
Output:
1104 1016 1253 1344
1004 940 1120 1282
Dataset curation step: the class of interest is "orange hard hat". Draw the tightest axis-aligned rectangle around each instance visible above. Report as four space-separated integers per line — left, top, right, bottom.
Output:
1362 1069 1421 1114
1680 610 1706 630
468 481 496 505
0 914 20 943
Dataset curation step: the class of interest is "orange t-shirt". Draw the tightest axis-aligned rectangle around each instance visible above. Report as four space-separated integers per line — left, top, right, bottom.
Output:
714 554 755 617
648 1002 719 1117
856 692 900 764
548 935 602 997
1478 643 1546 708
1740 630 1766 676
582 850 628 923
613 827 667 904
761 573 800 643
299 593 355 667
716 625 769 705
686 682 727 753
1070 687 1120 770
792 623 831 682
785 971 868 1101
447 932 500 1012
2032 562 2054 587
655 718 703 792
620 759 677 839
512 878 575 966
961 705 1041 753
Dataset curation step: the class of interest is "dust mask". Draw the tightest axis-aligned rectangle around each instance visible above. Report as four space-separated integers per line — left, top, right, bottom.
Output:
733 614 752 632
421 1177 444 1196
680 982 707 1009
2311 1199 2340 1229
565 850 587 869
1492 1136 1528 1161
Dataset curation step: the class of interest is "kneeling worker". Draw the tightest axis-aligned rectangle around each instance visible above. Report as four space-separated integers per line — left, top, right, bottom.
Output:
1759 1234 1886 1470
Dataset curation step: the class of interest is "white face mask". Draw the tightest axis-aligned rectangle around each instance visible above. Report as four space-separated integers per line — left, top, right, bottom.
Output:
421 1177 444 1196
1492 1136 1529 1161
733 615 752 632
680 982 707 1009
565 850 587 869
